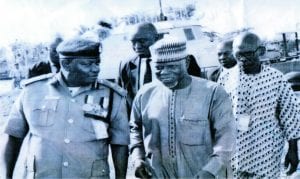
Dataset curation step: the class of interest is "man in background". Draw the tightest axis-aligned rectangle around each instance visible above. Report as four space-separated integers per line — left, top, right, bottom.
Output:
209 39 236 82
9 63 23 88
118 22 160 112
27 35 63 78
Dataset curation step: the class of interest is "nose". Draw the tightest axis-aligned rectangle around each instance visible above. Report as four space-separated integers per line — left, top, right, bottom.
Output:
92 63 100 73
160 67 170 75
134 42 143 50
219 55 226 61
237 56 247 63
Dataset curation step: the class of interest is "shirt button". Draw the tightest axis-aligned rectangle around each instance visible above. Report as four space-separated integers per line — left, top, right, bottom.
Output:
64 138 70 144
63 162 69 167
68 118 74 124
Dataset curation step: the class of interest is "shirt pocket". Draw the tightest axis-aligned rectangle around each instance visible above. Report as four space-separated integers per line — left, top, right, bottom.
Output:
31 99 58 127
178 115 208 145
90 159 110 178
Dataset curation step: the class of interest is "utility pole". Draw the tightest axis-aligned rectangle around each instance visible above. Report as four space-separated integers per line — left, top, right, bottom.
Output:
159 0 166 21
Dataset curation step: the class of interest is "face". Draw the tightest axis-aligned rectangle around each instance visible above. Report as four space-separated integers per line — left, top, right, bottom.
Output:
66 57 100 86
233 38 261 74
217 43 236 69
131 27 157 58
154 60 187 89
49 45 60 66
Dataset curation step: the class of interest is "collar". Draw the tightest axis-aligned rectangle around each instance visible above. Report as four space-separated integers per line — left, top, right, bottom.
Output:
49 72 93 97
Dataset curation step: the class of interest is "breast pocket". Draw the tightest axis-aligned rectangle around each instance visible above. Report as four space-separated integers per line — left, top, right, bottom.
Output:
178 115 208 145
31 99 58 127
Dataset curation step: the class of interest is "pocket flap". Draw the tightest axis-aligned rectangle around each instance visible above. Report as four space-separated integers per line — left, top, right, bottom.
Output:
91 159 109 177
179 117 208 145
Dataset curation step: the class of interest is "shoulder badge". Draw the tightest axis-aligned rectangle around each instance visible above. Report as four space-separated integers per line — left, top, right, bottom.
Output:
97 79 127 97
21 73 55 87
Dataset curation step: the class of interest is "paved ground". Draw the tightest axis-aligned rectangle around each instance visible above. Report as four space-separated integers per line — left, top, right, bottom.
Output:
0 80 13 94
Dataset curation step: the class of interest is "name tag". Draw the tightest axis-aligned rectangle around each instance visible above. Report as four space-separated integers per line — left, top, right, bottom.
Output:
91 120 109 139
236 114 251 131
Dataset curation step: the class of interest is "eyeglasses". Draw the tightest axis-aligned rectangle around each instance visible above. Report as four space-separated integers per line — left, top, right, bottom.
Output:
235 48 259 59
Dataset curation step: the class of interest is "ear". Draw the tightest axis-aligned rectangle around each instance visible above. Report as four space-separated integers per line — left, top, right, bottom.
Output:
156 33 165 41
60 59 72 71
185 56 191 69
258 46 266 56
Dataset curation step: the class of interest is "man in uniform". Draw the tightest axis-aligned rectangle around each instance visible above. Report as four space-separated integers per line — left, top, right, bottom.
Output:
130 36 236 178
0 37 129 178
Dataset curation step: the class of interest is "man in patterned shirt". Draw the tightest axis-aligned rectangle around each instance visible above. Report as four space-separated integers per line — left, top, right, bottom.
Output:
218 32 300 178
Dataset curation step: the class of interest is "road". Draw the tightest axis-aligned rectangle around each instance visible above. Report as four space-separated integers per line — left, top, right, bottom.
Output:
0 79 13 94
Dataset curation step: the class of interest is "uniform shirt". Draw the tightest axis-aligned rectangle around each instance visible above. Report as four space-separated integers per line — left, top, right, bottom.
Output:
218 65 300 178
130 77 236 178
3 73 129 178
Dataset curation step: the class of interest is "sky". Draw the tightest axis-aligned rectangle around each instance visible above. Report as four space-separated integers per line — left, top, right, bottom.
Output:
0 0 300 45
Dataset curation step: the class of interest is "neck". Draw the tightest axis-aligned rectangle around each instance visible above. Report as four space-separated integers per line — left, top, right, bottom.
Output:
244 62 262 75
60 71 90 87
224 61 237 69
173 75 192 90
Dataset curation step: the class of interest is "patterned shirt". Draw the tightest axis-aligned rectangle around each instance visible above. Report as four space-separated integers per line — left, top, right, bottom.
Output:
218 65 300 178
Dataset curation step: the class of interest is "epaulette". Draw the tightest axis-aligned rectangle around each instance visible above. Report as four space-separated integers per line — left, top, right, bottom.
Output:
97 79 127 97
21 73 55 87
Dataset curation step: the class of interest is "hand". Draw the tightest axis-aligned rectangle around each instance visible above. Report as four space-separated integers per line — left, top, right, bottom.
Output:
284 139 299 175
195 170 214 179
134 159 153 178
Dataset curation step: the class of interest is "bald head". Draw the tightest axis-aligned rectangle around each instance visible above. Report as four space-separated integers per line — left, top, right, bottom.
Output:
233 32 261 52
130 22 159 58
217 39 233 51
217 39 236 68
233 32 263 74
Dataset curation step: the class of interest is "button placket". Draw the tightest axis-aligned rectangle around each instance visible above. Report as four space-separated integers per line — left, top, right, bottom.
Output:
169 91 177 158
64 138 70 144
68 118 74 124
63 161 69 167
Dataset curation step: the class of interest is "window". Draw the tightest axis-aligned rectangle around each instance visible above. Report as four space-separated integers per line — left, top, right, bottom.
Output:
183 28 195 41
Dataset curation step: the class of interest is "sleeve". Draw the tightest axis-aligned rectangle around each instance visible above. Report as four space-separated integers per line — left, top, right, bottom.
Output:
109 94 130 145
277 76 300 140
129 93 146 161
202 85 237 176
2 90 29 138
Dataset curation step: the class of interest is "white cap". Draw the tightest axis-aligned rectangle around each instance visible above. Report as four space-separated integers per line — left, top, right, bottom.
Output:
150 35 187 63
